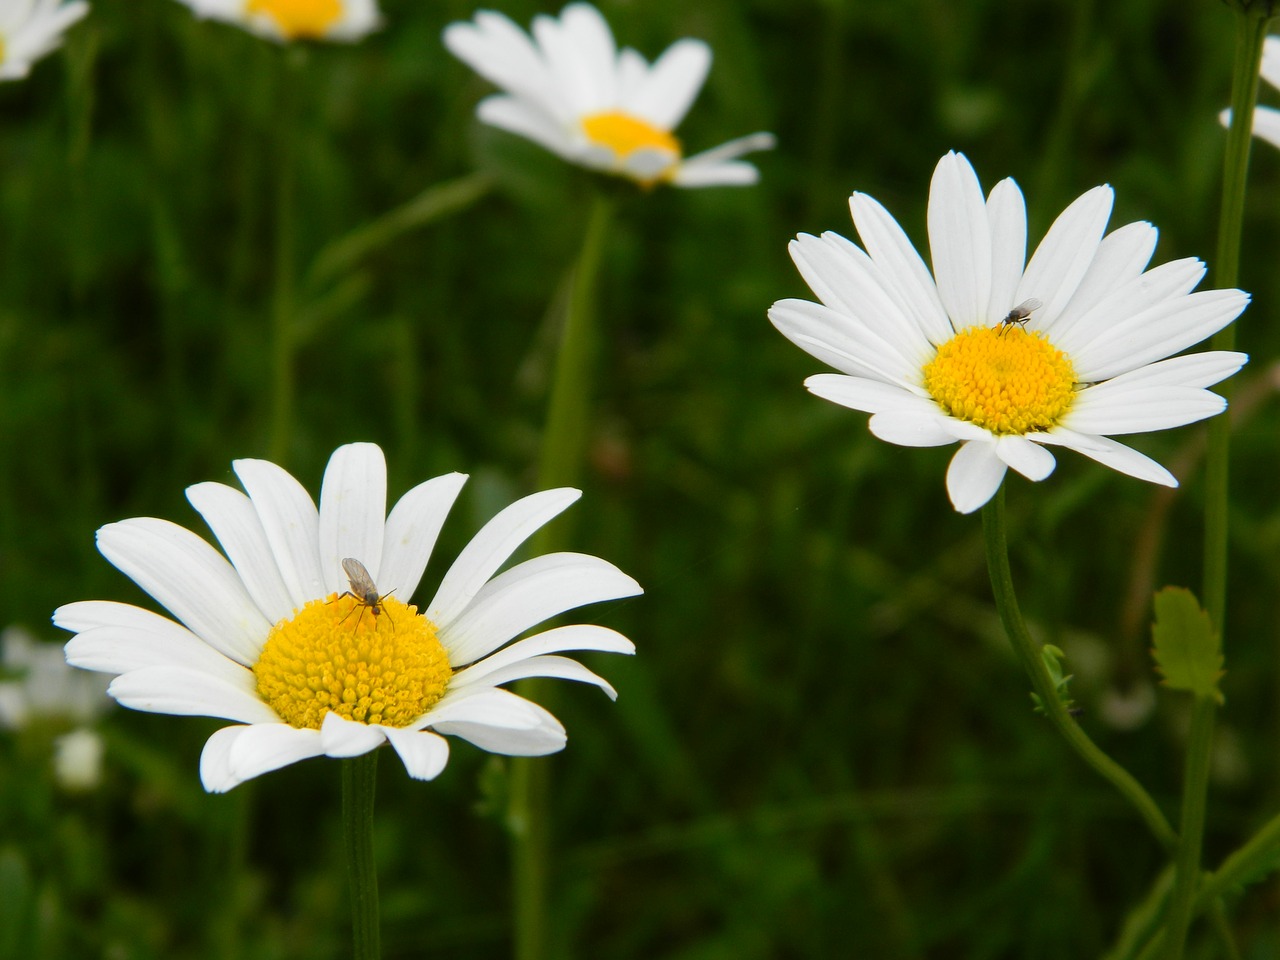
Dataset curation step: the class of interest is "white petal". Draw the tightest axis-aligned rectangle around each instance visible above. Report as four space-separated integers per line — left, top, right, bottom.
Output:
1063 385 1227 435
1016 185 1114 328
318 443 387 595
426 488 581 627
319 711 386 757
1087 351 1247 390
440 552 642 667
994 435 1056 481
109 666 278 724
677 131 775 169
378 473 468 605
1041 429 1177 487
444 11 565 122
233 458 325 610
451 624 634 689
96 518 269 666
64 623 251 686
426 689 566 756
928 151 991 328
200 723 325 793
1251 105 1280 151
1041 221 1158 338
460 655 620 699
476 95 577 158
382 726 449 780
533 4 613 116
985 177 1027 322
671 159 762 187
803 373 926 413
868 410 961 447
624 38 710 129
849 191 953 344
186 482 296 625
768 298 923 388
1070 289 1249 383
945 441 1008 513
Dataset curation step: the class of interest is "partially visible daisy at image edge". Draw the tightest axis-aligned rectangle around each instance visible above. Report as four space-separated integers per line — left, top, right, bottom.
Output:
0 0 89 81
769 151 1249 514
443 2 775 187
1220 34 1280 147
55 442 640 793
172 0 380 43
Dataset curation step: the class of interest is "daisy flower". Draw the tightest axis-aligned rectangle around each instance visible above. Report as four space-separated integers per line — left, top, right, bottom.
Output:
443 2 774 187
769 151 1249 514
0 0 88 81
172 0 380 43
55 442 640 793
1221 35 1280 148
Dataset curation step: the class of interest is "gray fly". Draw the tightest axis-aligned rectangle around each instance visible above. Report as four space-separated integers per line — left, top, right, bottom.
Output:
998 297 1043 336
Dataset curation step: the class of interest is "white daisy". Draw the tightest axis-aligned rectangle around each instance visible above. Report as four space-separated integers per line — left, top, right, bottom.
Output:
443 2 775 187
769 151 1250 514
1221 35 1280 148
55 442 640 793
173 0 380 43
0 0 88 81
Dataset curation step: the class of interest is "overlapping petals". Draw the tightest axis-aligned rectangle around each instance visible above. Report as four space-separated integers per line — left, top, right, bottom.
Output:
770 151 1249 513
56 443 639 792
0 0 88 80
444 2 774 187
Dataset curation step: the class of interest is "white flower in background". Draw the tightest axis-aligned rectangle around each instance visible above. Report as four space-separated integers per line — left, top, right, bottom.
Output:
0 626 112 790
173 0 380 43
1220 35 1280 148
56 443 640 793
769 151 1249 514
0 0 88 81
444 2 774 187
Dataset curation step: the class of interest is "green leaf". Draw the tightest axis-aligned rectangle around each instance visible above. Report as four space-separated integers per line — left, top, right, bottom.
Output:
1151 587 1224 704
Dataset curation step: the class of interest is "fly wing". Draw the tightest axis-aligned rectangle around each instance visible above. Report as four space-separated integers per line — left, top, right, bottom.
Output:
341 557 378 597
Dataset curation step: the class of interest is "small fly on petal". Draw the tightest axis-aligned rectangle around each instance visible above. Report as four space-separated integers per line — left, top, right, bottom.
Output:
339 557 395 630
998 298 1044 336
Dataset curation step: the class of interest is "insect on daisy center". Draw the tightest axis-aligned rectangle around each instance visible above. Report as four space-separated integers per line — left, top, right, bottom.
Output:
581 111 681 162
922 324 1077 435
252 594 451 731
244 0 342 38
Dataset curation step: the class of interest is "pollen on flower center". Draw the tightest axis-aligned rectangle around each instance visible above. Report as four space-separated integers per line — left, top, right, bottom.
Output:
245 0 342 38
581 111 681 161
253 595 451 730
922 325 1077 435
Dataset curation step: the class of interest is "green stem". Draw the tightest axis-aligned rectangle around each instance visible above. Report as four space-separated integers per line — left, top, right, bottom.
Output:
1164 698 1217 959
981 488 1177 851
509 190 614 960
268 51 303 464
342 751 381 960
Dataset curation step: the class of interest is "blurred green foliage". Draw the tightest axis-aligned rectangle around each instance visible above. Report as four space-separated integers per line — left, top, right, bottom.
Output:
3 0 1280 957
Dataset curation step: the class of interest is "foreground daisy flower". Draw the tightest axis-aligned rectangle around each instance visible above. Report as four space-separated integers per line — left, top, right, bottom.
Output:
0 0 88 80
172 0 380 43
55 443 639 792
769 151 1249 513
1221 35 1280 148
444 2 774 187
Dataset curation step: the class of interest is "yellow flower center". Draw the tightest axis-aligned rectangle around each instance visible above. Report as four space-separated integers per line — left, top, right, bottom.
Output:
922 325 1077 435
253 594 451 730
245 0 342 39
581 111 681 164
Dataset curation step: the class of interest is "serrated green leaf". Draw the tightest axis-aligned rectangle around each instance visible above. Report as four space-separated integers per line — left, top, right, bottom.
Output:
1151 587 1224 704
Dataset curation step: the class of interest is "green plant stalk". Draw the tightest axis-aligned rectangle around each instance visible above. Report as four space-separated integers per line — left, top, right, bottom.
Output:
981 488 1177 851
509 191 614 960
268 53 301 464
342 752 381 960
1165 11 1269 956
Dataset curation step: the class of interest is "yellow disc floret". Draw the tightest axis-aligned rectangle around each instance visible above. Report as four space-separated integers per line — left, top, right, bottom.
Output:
245 0 342 38
582 111 682 164
923 325 1077 435
253 595 451 730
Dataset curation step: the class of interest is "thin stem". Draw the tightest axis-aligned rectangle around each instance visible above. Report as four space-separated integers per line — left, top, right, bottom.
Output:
342 751 381 960
1164 698 1217 960
509 190 614 960
981 488 1177 851
268 51 303 464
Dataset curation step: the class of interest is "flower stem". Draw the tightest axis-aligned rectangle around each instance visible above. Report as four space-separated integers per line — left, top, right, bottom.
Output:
342 751 381 960
509 190 614 960
1164 11 1270 957
981 488 1177 851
